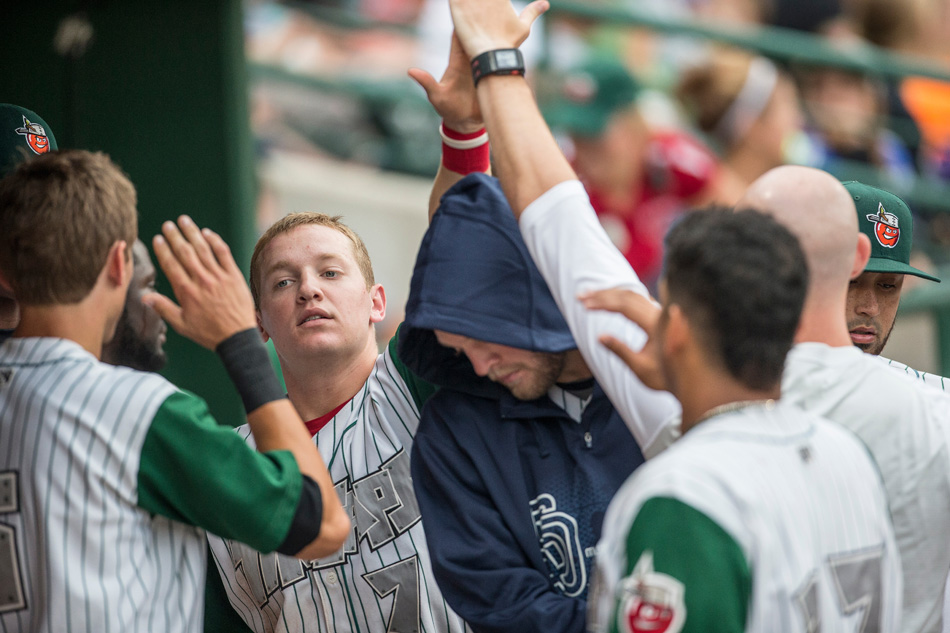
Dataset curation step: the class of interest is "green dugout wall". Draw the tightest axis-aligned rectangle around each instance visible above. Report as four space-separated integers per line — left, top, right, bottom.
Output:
1 0 256 424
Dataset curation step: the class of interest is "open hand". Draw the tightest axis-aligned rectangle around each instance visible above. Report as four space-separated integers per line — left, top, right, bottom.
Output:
409 32 483 133
448 0 549 59
144 215 257 350
580 287 668 392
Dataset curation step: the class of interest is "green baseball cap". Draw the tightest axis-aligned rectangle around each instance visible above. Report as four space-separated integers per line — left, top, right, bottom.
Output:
0 103 58 178
843 181 940 282
541 58 640 138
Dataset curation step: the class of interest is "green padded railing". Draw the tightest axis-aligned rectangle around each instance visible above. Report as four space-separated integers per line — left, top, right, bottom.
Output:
544 1 950 83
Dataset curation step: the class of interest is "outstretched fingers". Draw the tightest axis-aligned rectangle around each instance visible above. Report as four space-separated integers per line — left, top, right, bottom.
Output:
142 291 184 333
582 287 668 391
580 287 660 332
201 227 242 277
599 334 642 372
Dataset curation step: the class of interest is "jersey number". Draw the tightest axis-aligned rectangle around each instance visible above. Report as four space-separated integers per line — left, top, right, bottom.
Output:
795 546 884 633
362 556 421 633
0 471 27 613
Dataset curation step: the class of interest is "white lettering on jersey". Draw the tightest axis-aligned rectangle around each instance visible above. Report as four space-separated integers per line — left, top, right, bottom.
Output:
225 450 422 618
0 471 27 614
530 493 587 597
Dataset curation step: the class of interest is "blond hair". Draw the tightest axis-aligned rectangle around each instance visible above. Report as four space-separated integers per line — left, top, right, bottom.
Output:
250 212 375 308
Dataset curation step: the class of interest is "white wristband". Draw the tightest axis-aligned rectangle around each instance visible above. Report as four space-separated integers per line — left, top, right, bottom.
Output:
439 124 489 150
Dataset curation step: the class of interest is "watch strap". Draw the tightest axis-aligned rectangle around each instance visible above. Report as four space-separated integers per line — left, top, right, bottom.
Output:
471 48 526 87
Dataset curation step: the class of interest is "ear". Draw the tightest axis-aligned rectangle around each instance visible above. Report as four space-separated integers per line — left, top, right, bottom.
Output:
664 304 690 358
105 240 132 288
256 310 270 343
851 233 872 280
369 283 386 324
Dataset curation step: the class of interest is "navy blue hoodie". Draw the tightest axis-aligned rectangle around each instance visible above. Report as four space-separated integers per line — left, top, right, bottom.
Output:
399 174 645 633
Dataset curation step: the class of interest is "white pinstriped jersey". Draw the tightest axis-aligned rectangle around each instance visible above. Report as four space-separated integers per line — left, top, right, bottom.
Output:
784 343 950 633
0 337 203 633
590 402 902 633
878 356 949 393
208 345 468 633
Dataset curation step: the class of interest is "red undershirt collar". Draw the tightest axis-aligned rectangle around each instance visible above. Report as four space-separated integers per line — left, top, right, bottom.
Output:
305 400 349 437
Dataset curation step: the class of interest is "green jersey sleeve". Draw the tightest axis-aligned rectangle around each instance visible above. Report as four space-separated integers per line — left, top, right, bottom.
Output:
388 323 438 410
137 390 303 553
610 496 751 633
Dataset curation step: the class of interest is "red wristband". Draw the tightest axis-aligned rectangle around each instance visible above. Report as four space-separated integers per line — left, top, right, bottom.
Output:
441 123 490 174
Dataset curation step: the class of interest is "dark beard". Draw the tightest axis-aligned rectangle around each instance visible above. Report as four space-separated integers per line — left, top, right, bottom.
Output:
108 310 167 372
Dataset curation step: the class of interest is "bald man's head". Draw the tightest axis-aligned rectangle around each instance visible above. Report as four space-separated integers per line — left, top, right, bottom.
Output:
738 166 869 305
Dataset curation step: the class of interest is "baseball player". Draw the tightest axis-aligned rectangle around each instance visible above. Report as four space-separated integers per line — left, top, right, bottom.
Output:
97 238 254 633
739 165 950 632
206 213 467 633
584 208 901 633
839 181 950 392
0 150 348 633
408 31 680 456
395 173 677 633
844 181 941 356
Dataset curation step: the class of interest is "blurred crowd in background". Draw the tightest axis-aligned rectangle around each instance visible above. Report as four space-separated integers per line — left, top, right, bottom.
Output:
245 0 950 292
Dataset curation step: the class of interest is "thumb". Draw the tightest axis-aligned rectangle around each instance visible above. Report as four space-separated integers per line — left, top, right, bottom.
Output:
519 0 550 29
144 292 184 332
408 68 438 96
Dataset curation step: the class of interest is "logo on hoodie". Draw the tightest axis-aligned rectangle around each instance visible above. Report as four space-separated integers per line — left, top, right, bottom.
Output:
866 203 900 248
531 493 588 597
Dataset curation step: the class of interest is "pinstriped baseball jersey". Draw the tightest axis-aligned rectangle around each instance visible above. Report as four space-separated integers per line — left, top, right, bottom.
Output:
784 343 950 633
0 337 200 633
878 356 949 392
589 402 902 633
208 344 469 633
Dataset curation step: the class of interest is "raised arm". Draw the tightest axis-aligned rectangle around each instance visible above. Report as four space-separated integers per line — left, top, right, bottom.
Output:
441 0 681 454
145 215 349 559
447 0 573 217
410 32 490 220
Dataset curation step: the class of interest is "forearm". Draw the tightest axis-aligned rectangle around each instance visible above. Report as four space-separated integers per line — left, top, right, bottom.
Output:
217 329 347 557
246 399 349 559
476 75 575 218
430 163 470 221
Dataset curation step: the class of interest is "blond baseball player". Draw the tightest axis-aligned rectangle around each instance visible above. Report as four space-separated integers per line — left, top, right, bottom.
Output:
207 213 467 633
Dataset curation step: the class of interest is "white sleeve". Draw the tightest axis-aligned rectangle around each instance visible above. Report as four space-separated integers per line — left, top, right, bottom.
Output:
520 181 681 457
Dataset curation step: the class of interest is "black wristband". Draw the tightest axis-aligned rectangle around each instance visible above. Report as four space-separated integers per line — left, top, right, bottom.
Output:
215 328 286 414
276 474 325 555
471 48 526 87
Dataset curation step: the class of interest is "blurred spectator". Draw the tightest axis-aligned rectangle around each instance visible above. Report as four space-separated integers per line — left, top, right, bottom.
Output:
541 58 717 291
677 49 809 203
854 0 950 181
797 67 917 186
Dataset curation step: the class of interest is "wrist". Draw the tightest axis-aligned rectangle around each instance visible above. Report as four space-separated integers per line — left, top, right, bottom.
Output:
216 328 287 414
441 122 490 174
471 48 525 87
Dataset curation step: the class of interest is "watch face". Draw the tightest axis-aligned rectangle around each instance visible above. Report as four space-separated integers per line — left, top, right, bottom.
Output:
495 50 521 67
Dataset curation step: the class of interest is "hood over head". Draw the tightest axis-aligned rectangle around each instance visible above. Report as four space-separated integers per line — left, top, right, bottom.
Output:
399 173 577 397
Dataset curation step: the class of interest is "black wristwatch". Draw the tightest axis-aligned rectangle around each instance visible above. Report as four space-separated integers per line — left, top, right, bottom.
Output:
471 48 526 87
